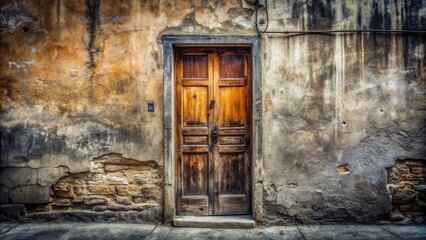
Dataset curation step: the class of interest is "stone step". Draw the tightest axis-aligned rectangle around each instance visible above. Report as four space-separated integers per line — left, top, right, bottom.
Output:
174 215 255 229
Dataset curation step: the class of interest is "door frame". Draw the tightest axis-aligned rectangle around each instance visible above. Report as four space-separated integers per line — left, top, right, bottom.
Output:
162 35 263 223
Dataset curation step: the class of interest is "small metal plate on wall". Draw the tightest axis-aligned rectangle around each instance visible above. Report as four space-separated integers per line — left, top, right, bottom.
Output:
148 102 154 112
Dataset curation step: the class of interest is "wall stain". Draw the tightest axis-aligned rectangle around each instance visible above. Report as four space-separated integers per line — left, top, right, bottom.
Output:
85 0 100 68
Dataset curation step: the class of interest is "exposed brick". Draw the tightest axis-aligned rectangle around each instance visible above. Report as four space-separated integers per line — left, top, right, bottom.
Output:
88 184 113 195
116 185 142 196
55 190 72 198
83 196 108 205
48 155 162 213
92 205 107 212
53 180 72 191
72 195 84 203
400 174 426 181
405 160 424 167
388 159 426 220
52 198 72 207
104 164 129 172
107 204 129 211
103 173 129 184
116 196 132 205
411 167 425 174
389 185 417 204
73 185 87 195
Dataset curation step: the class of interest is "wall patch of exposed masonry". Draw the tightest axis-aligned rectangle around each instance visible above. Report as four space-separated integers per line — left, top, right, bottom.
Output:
387 159 426 224
0 153 163 222
49 154 162 212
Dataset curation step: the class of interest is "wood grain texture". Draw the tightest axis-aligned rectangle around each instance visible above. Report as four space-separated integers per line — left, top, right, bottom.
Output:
176 47 251 216
220 136 245 145
219 54 244 79
183 55 208 79
220 153 244 194
219 87 245 127
183 86 208 127
183 154 208 195
183 136 208 145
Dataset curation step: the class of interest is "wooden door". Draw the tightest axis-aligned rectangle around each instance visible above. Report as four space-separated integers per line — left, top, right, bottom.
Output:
175 47 251 216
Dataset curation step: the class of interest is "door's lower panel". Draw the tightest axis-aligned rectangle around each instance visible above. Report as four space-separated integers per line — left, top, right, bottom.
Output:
181 196 209 216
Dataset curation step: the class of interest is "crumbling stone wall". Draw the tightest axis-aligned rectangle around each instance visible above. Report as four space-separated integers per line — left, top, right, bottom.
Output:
387 159 426 223
49 154 162 213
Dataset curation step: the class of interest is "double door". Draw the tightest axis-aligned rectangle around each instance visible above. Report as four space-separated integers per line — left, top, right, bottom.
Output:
175 47 251 215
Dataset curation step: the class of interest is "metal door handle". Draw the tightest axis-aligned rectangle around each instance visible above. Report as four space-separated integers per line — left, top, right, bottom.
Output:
211 126 218 144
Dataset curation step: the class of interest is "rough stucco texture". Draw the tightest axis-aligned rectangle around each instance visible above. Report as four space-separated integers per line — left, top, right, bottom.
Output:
0 0 425 224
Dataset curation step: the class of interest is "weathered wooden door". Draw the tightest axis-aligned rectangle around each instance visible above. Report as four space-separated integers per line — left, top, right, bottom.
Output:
175 47 251 216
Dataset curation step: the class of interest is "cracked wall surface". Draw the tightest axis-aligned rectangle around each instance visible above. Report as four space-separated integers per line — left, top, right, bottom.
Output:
0 0 425 224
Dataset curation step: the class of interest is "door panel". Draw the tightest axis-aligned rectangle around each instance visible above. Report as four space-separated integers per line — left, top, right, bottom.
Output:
220 153 245 194
183 87 208 127
176 47 251 216
183 154 209 195
219 87 246 127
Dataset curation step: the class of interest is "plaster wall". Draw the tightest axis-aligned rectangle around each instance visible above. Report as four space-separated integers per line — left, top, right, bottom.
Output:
0 0 425 223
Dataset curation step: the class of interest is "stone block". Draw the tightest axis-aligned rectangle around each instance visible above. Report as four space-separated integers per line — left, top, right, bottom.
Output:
389 185 417 205
405 160 424 167
55 190 72 198
104 164 129 172
401 173 426 181
90 173 103 182
116 196 132 205
131 172 161 185
72 195 84 203
116 185 142 196
141 187 162 201
133 196 146 204
52 198 72 207
53 180 72 192
92 205 107 212
73 185 88 195
108 204 130 211
411 167 425 174
103 173 129 184
9 185 51 204
83 196 108 205
37 167 68 187
0 186 10 203
1 167 38 188
88 184 114 195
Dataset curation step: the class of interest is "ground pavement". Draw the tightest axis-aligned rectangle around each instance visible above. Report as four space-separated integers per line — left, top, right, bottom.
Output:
0 223 425 240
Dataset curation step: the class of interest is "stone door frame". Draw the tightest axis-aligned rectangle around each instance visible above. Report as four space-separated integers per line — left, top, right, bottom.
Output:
162 35 263 223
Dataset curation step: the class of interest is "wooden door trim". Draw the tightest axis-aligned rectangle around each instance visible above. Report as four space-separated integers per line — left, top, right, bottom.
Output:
162 35 262 224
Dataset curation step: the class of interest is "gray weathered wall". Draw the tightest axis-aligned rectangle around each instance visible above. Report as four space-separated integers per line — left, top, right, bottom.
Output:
262 0 426 224
0 0 425 223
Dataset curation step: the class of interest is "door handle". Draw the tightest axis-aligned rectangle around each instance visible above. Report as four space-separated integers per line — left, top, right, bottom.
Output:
211 126 218 144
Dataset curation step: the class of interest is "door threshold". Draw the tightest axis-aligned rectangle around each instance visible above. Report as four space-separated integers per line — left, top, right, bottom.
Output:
173 215 255 229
